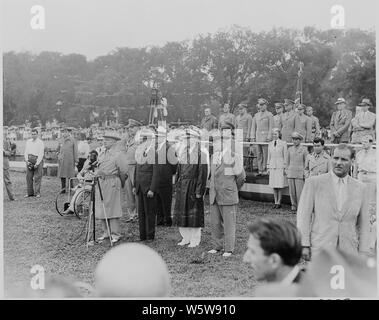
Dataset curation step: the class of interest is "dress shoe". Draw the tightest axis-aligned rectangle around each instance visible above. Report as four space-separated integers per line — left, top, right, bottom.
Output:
62 208 74 215
272 204 278 209
208 249 220 254
188 243 199 248
178 240 190 246
276 204 282 209
222 252 232 257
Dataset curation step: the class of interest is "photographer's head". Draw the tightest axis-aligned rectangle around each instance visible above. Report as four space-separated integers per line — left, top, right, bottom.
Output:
243 218 302 282
95 243 171 297
89 150 98 164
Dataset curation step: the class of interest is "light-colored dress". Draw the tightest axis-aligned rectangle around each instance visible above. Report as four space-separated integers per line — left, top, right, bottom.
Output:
267 139 288 188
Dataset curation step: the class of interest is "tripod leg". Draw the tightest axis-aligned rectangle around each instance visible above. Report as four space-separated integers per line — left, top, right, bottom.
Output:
97 179 113 247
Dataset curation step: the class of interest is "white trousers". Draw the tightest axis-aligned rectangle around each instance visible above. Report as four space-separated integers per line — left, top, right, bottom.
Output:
179 227 201 246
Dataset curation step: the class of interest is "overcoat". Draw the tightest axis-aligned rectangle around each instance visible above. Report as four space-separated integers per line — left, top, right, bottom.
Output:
57 137 78 178
173 150 208 228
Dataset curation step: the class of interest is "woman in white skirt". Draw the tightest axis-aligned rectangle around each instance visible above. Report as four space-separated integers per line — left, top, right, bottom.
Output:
267 128 288 209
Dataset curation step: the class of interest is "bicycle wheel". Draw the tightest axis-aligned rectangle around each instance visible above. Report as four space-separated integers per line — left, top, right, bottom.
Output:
55 188 73 216
73 188 92 219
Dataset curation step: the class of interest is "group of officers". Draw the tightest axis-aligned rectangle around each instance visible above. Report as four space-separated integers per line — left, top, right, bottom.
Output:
200 96 376 175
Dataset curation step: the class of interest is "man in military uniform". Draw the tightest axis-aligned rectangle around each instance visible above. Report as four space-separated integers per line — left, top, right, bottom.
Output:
273 103 284 131
306 106 321 141
351 98 376 143
200 106 218 131
281 99 296 143
330 98 352 143
124 119 142 222
218 103 236 130
236 103 253 141
3 127 17 201
294 104 312 143
95 132 128 244
304 137 331 178
251 98 273 175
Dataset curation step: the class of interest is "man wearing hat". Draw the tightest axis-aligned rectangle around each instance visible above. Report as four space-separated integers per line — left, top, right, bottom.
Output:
123 119 142 222
235 103 253 142
350 98 376 143
251 98 273 175
330 98 352 143
286 132 308 212
95 132 128 243
218 103 236 130
200 106 218 132
306 106 321 141
281 99 296 143
294 104 312 143
57 127 78 193
134 128 160 241
273 103 284 131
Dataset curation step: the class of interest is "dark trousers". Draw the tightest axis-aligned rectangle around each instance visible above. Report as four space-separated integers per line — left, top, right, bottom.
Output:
4 167 15 200
61 177 74 191
156 186 173 226
77 158 87 173
26 161 43 196
137 192 157 240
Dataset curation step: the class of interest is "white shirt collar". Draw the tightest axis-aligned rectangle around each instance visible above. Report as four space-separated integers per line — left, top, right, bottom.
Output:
331 171 348 185
281 265 301 286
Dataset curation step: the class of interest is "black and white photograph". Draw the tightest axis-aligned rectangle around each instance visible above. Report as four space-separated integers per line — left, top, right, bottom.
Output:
1 0 377 301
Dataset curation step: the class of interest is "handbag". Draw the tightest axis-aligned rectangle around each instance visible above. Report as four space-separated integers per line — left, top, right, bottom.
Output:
28 154 38 170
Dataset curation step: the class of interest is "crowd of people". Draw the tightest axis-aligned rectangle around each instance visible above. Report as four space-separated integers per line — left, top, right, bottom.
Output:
3 96 377 298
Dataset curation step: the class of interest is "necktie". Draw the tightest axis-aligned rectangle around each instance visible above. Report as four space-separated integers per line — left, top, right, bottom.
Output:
274 140 277 147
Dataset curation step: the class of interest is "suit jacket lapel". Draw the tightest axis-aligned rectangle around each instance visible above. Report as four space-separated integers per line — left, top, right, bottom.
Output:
327 173 338 213
340 176 356 219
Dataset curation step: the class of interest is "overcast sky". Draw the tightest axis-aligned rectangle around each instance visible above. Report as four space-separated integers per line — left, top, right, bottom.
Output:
2 0 376 60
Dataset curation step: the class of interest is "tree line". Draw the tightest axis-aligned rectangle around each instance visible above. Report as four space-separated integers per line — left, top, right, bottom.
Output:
3 26 375 128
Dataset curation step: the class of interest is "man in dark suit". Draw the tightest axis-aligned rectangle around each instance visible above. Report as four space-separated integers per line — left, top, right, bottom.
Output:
134 129 159 241
154 129 177 226
330 98 352 143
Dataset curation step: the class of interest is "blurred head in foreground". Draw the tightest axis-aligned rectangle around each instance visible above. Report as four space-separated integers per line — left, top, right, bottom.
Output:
94 243 171 297
243 218 302 283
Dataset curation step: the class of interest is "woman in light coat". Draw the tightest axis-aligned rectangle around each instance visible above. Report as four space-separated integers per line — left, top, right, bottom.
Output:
267 128 288 208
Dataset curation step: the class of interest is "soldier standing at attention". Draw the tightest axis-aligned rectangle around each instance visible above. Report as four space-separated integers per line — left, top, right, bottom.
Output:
3 127 17 201
330 98 352 143
294 104 312 143
281 99 296 143
218 103 236 130
273 103 284 131
251 98 273 176
200 106 218 132
306 106 321 141
304 137 331 179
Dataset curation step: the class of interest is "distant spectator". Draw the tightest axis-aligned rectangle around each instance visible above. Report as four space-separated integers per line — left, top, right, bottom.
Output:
77 133 90 172
350 98 376 143
24 128 45 198
330 98 352 143
94 243 171 297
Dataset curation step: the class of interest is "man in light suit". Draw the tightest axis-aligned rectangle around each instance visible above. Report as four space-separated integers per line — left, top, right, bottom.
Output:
350 98 376 143
297 144 370 261
251 98 273 175
330 98 352 143
208 122 246 257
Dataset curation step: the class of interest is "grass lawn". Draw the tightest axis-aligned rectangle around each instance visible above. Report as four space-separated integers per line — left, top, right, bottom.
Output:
3 171 297 297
